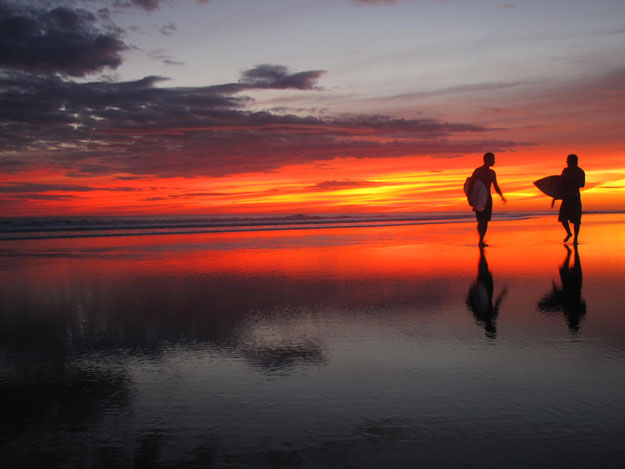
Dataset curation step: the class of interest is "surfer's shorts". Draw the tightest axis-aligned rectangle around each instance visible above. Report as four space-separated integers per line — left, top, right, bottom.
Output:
558 196 582 224
475 198 492 223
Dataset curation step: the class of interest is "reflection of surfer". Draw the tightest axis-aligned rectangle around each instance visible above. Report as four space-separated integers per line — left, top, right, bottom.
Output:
538 244 587 334
467 152 506 246
559 154 585 245
466 246 508 339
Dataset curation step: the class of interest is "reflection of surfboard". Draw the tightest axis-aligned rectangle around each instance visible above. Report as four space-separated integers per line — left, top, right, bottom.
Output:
469 283 490 314
464 177 488 212
534 175 562 199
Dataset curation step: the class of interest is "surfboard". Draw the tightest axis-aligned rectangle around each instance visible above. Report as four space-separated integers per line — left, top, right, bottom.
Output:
534 175 562 199
464 177 488 212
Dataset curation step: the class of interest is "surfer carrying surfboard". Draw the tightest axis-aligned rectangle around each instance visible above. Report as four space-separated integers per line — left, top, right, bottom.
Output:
467 152 506 247
558 154 585 245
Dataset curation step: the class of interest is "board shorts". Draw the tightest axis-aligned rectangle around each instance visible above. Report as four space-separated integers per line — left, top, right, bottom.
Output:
475 197 492 223
558 195 582 224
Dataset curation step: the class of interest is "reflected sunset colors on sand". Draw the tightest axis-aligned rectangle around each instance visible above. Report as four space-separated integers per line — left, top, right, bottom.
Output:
1 213 624 467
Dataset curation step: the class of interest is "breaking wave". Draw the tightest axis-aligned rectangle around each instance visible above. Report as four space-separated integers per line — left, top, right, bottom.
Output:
0 212 538 240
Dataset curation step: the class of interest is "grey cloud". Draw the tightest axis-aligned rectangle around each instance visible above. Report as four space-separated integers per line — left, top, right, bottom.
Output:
146 49 184 65
97 8 112 20
329 114 487 135
0 182 137 192
131 0 161 10
114 0 210 11
0 62 521 178
56 133 523 179
388 81 528 102
0 1 126 77
239 64 325 90
112 0 161 11
159 22 176 36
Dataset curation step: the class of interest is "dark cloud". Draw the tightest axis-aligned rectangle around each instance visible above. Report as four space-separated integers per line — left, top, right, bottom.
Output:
147 49 184 66
7 193 80 200
140 191 251 202
387 81 527 102
97 8 112 20
0 2 516 184
0 1 126 77
131 0 161 10
0 61 520 179
113 0 210 11
239 64 325 90
113 0 161 11
0 3 509 181
328 114 486 135
312 180 383 191
0 182 137 193
159 22 176 36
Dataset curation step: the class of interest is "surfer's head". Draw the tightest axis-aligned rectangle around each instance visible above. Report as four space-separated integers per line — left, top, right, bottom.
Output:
567 154 578 167
483 152 495 166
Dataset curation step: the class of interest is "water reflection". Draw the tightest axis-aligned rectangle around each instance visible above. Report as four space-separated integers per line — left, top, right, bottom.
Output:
466 246 507 339
0 294 132 448
538 245 587 333
0 273 333 372
3 216 625 467
241 341 327 375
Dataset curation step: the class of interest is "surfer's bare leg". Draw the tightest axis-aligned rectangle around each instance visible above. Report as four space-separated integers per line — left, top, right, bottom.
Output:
562 221 572 242
478 220 488 246
573 222 580 245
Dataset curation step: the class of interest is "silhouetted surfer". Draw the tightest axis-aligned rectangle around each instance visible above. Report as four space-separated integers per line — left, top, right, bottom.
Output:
466 246 507 339
538 244 586 334
559 154 585 244
468 152 506 246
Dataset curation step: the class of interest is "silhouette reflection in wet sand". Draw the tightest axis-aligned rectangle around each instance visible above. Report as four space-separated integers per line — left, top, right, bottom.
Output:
538 244 587 333
466 246 507 339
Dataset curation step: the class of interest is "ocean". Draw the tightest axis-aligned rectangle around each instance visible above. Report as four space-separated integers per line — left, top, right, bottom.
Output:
0 211 540 240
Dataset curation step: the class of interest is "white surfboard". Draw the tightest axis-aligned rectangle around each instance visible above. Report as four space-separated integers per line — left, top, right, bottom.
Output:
464 177 488 212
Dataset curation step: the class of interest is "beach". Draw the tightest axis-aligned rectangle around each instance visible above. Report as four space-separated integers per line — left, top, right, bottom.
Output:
1 212 625 467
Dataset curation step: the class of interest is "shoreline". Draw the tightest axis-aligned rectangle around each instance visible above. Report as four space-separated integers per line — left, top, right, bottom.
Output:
1 210 622 241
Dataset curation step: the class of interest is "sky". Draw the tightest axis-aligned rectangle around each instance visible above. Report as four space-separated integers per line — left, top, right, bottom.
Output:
1 0 624 216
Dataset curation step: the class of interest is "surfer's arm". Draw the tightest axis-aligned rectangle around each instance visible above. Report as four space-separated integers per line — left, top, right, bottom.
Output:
492 174 507 202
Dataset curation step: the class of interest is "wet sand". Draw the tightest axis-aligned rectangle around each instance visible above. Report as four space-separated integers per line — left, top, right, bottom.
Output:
1 213 624 467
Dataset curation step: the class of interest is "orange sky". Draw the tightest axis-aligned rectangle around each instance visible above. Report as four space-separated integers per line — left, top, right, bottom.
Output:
2 146 624 217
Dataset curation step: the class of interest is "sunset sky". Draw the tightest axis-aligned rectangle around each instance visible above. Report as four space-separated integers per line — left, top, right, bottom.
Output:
1 0 624 216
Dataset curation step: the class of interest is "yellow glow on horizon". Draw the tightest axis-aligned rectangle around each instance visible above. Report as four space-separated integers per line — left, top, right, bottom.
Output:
2 147 625 216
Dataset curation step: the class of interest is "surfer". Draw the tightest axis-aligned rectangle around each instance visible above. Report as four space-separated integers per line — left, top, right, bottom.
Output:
559 154 585 244
468 152 506 246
